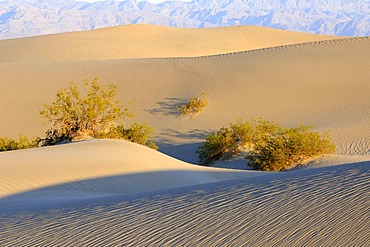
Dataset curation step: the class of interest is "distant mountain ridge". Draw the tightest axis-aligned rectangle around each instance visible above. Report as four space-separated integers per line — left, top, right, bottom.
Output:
0 0 369 39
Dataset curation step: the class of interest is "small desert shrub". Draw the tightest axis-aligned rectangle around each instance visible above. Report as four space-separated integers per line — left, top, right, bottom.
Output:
197 119 280 165
177 92 208 117
40 77 134 141
198 119 336 171
38 129 71 147
0 134 40 152
1 78 158 151
38 77 158 149
247 125 336 171
197 127 235 164
101 122 158 150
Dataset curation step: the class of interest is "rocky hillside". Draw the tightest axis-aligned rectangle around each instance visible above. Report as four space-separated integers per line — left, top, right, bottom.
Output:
0 0 369 39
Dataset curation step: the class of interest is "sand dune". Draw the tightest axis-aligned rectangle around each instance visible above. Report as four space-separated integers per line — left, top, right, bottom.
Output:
0 24 340 62
0 36 369 159
0 140 253 203
1 25 369 246
1 157 369 246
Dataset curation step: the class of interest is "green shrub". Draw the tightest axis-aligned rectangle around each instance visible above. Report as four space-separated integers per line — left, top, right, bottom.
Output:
1 78 158 151
0 134 40 152
177 92 208 117
38 77 158 149
40 77 134 141
197 119 279 165
197 119 336 171
197 127 235 164
250 119 282 146
38 129 71 147
103 122 158 150
247 125 336 171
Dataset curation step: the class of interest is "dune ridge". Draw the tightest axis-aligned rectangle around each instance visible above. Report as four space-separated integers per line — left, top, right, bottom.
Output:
0 24 341 63
0 139 254 200
138 36 368 61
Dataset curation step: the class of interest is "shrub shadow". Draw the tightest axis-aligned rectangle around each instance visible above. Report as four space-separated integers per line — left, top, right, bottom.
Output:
156 128 211 142
154 128 213 163
145 97 188 116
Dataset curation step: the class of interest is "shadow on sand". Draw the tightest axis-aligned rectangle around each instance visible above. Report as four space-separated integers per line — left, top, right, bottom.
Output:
145 97 188 116
154 128 212 163
1 161 368 216
0 169 249 214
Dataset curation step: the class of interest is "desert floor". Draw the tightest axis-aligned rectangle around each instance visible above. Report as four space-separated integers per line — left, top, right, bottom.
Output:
0 25 369 246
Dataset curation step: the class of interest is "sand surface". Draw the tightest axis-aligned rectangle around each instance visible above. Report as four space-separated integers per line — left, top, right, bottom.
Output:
0 34 368 159
1 147 369 245
0 24 339 62
0 139 253 208
0 25 369 246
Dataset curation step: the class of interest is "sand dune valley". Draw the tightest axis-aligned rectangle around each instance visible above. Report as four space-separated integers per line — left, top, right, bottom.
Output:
0 24 369 246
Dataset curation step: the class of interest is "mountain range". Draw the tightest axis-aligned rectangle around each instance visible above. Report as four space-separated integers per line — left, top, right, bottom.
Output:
0 0 369 39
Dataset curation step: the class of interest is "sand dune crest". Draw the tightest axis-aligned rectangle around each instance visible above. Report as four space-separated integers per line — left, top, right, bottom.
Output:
0 139 256 200
0 24 341 62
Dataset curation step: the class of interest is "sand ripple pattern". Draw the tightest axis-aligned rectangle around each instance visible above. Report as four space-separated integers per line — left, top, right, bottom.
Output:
1 162 369 246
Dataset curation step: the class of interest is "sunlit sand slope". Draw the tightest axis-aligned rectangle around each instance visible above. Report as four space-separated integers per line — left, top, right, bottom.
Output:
1 161 369 246
0 37 368 158
0 24 340 62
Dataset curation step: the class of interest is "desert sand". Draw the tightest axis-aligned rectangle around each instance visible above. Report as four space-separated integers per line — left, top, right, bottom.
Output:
0 24 340 62
0 25 369 246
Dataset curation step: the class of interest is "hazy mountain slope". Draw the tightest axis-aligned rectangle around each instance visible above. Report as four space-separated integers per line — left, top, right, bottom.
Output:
0 0 369 39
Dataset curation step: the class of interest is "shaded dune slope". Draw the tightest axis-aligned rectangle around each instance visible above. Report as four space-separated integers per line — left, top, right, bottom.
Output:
1 161 369 246
0 139 252 201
